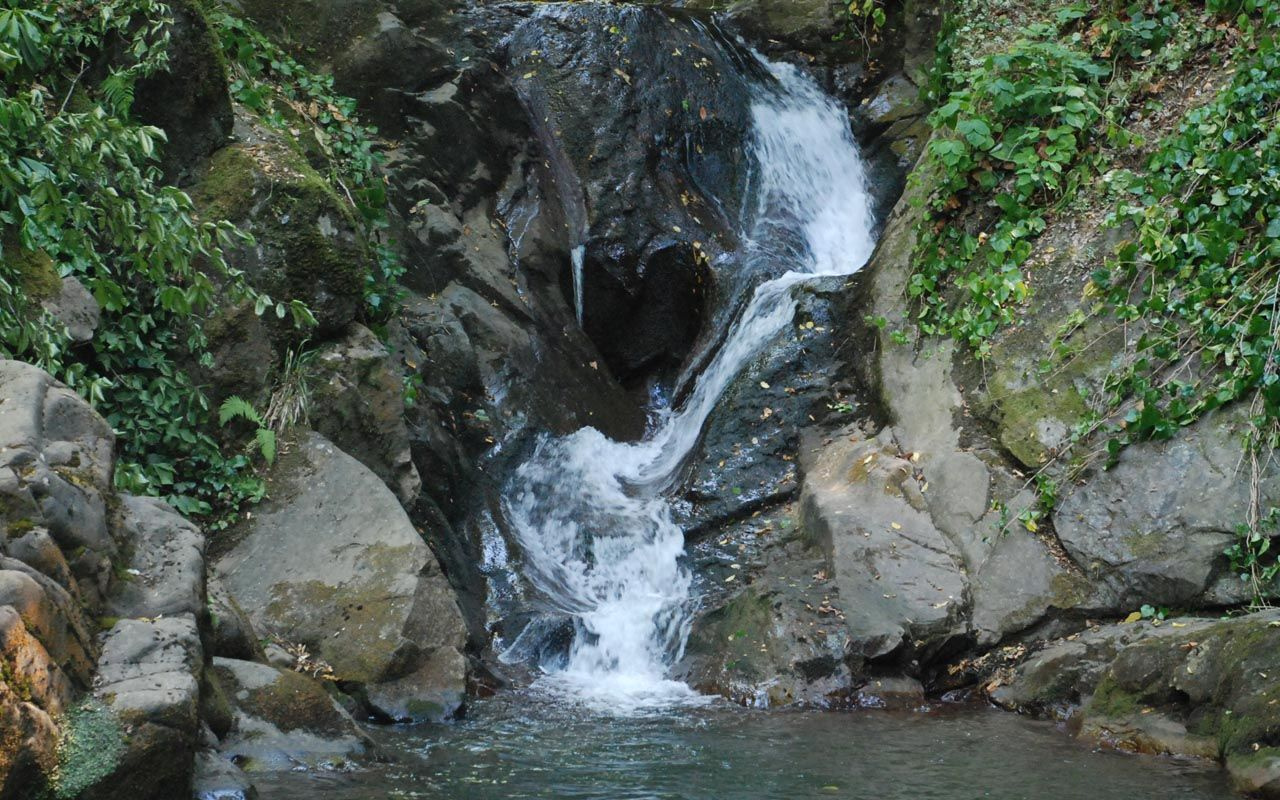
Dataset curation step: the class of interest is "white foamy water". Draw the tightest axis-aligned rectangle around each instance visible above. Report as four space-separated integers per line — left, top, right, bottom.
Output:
501 58 876 712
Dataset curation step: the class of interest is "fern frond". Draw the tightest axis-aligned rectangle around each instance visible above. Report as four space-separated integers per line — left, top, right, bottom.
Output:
218 395 263 427
255 428 277 465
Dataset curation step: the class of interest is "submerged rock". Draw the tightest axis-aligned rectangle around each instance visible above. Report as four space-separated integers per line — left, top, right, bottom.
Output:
208 657 371 771
213 432 467 722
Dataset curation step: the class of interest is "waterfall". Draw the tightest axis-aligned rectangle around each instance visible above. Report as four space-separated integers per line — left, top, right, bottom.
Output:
501 57 876 711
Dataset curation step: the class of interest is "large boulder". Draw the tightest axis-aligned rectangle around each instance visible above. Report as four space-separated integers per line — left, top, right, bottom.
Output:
990 611 1280 798
1055 408 1268 610
799 426 967 663
213 432 467 722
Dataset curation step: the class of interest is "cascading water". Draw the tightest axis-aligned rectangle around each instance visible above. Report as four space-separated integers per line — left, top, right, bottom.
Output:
502 56 877 711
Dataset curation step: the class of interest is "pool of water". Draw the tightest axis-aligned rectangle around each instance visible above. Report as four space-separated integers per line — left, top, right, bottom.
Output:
250 694 1236 799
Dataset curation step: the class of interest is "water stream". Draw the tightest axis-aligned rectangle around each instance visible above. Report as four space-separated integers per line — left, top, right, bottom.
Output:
501 57 875 710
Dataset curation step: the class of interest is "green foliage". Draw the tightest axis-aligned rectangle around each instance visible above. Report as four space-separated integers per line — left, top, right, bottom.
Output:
0 0 274 518
833 0 888 48
219 395 277 465
1083 2 1280 604
207 6 404 314
908 5 1118 357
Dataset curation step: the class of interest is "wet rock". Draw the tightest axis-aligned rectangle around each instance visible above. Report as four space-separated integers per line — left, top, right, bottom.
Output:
363 645 466 724
502 3 764 381
799 425 967 662
678 528 857 707
209 657 370 771
331 12 454 132
680 0 840 55
854 675 926 709
213 432 467 718
192 750 258 800
676 280 853 534
309 324 422 505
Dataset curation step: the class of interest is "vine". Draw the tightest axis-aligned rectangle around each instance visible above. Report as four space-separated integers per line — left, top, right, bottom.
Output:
908 0 1280 605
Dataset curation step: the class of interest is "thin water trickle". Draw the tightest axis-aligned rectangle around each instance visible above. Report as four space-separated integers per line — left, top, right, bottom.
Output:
570 244 586 326
502 57 876 711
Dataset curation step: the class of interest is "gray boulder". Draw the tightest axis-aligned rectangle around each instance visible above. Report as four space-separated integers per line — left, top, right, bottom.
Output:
1055 407 1267 609
799 426 967 661
213 432 467 721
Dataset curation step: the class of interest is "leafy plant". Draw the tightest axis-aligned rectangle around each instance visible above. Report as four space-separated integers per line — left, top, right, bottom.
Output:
219 396 277 465
0 0 281 517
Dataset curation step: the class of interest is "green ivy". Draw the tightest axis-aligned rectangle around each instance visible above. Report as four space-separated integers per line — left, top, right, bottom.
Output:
911 0 1280 604
908 5 1113 357
0 0 270 517
1088 0 1280 603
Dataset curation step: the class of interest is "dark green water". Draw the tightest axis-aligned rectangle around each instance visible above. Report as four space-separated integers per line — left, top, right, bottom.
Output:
250 694 1237 799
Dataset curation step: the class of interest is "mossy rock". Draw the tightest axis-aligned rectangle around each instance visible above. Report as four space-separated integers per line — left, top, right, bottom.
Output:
192 134 370 334
131 0 233 183
236 0 384 65
50 699 127 800
2 233 61 305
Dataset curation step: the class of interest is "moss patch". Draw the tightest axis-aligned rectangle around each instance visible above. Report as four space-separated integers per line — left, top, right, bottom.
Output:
192 145 261 222
1086 673 1141 720
2 232 61 304
51 699 126 799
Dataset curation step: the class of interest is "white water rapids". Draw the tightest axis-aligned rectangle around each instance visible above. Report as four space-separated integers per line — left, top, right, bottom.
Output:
502 58 876 711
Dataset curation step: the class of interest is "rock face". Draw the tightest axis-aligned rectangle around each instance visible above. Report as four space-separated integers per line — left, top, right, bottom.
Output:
213 432 468 722
132 0 233 184
309 324 422 505
0 361 212 799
